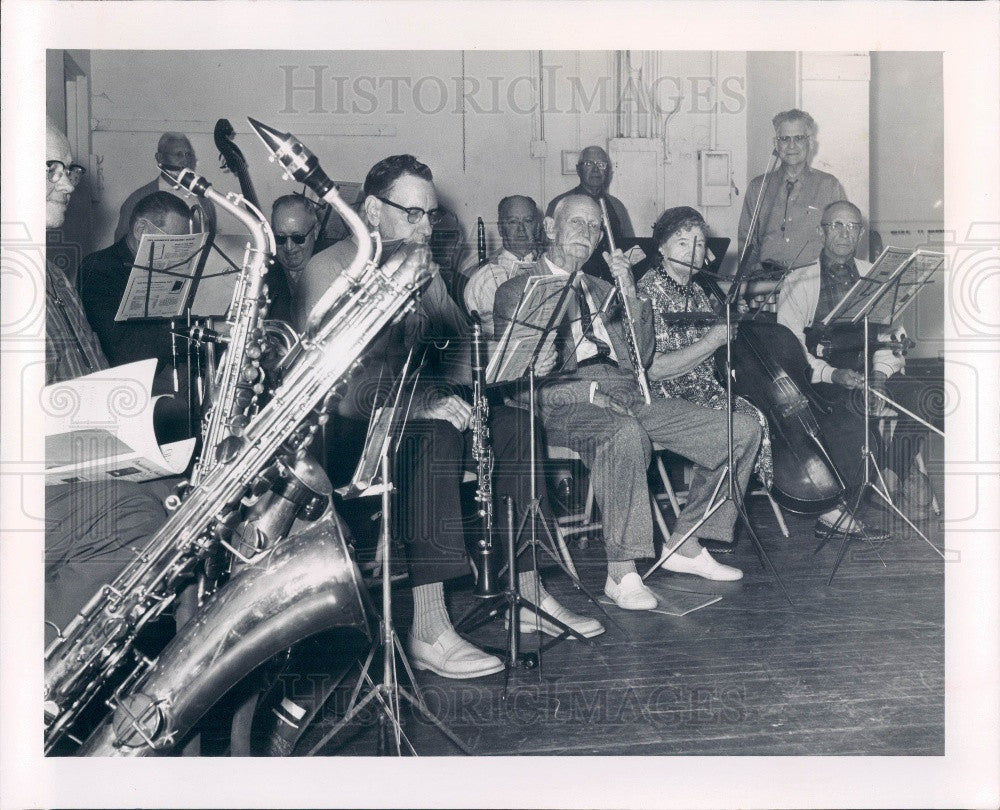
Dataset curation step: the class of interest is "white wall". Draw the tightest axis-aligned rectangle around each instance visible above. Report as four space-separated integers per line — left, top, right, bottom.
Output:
79 50 751 262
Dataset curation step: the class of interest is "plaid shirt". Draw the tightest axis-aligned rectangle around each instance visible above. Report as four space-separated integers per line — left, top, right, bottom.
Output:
46 260 108 384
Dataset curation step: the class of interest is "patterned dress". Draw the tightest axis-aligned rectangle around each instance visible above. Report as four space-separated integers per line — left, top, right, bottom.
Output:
637 266 774 489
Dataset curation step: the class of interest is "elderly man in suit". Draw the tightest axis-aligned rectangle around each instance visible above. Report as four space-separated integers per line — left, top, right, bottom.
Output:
494 195 761 609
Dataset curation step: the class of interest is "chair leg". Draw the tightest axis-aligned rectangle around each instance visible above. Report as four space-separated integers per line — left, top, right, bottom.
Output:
914 442 942 516
656 455 682 518
650 491 673 546
553 522 581 580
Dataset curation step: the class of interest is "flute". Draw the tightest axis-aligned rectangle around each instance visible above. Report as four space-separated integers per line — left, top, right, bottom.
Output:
598 198 652 404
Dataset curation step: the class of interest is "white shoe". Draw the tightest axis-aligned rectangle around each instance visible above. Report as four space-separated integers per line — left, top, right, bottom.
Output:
407 628 504 679
604 572 658 610
514 596 605 638
659 548 743 581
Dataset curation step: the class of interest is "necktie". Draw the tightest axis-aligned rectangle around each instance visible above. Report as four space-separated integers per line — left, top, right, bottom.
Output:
574 277 612 358
781 179 795 233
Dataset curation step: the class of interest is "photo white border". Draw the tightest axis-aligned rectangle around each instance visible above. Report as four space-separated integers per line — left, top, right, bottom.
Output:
2 2 998 808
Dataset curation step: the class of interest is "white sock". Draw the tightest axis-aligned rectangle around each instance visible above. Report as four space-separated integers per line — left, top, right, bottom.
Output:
607 559 637 584
410 582 452 644
518 569 551 604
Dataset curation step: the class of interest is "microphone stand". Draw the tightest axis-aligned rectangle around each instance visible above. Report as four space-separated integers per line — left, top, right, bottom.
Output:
641 249 792 605
739 149 781 276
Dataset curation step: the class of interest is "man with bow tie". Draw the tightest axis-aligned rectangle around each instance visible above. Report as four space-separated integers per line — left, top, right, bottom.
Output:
493 194 761 610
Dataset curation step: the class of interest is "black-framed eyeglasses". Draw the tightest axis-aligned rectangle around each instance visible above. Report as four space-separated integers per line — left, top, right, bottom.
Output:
821 221 864 235
775 134 810 146
377 196 448 226
47 160 86 186
578 159 609 171
275 229 314 246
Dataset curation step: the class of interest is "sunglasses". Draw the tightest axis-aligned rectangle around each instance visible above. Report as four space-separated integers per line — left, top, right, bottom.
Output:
377 196 448 226
275 230 314 246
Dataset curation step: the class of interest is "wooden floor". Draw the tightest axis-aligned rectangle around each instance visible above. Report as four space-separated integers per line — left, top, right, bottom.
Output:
301 498 945 757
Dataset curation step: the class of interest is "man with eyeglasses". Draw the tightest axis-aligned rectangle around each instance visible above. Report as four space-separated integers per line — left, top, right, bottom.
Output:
776 199 940 537
546 145 634 283
493 195 761 609
114 132 217 242
44 118 174 646
739 109 846 277
298 155 604 680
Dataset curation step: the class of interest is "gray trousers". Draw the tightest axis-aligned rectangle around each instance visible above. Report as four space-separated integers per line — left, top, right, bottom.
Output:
537 367 762 561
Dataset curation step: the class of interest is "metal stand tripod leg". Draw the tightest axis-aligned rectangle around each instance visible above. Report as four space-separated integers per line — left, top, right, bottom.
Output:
306 453 470 756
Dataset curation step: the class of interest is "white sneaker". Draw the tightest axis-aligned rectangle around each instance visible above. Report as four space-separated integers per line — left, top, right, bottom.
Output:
604 572 658 610
514 596 605 638
659 548 743 581
660 548 743 582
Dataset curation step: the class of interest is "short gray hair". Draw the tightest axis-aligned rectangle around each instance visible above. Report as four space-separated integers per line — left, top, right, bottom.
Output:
772 109 817 136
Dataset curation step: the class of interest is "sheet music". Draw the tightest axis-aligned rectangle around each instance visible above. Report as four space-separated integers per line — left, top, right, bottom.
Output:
821 246 913 326
113 232 209 321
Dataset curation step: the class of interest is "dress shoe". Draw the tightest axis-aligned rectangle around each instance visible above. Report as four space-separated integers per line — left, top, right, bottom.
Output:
513 596 605 638
659 548 743 581
604 572 658 610
815 514 889 542
407 628 504 679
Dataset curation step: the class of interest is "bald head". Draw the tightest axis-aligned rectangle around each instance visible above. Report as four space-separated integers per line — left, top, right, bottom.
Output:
820 200 865 262
577 145 611 195
497 195 541 259
544 194 603 269
271 195 319 274
156 132 196 171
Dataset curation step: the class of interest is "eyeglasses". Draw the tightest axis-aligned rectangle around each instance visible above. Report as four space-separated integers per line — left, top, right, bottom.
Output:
275 231 314 246
821 221 864 235
775 134 810 146
377 196 448 226
47 160 87 187
578 160 609 171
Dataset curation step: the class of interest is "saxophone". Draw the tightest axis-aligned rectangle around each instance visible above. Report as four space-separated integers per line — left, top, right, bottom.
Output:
43 121 428 755
173 168 282 486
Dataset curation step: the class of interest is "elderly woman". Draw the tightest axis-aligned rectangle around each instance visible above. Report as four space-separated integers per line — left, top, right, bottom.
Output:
640 206 774 494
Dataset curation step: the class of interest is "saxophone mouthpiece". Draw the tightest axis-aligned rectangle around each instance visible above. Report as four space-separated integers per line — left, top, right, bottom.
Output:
248 117 334 198
160 165 208 196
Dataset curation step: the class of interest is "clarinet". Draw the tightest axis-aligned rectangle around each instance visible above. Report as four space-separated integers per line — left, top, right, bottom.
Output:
470 320 500 598
476 216 487 265
598 198 652 404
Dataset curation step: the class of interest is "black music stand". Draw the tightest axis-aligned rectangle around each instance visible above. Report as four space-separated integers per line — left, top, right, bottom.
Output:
457 274 621 687
813 248 947 582
307 355 470 756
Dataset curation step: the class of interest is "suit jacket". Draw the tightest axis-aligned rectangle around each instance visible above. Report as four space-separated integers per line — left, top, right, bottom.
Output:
492 258 654 404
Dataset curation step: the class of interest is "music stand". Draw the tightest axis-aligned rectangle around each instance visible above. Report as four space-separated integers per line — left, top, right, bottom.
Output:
307 353 470 755
458 274 621 685
813 248 946 581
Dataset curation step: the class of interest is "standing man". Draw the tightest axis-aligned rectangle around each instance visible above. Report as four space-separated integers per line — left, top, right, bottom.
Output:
463 195 543 333
494 195 760 610
298 155 603 680
739 109 846 276
114 132 216 241
547 145 634 282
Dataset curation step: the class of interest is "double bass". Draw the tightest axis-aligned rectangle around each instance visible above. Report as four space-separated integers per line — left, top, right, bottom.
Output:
692 272 851 513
